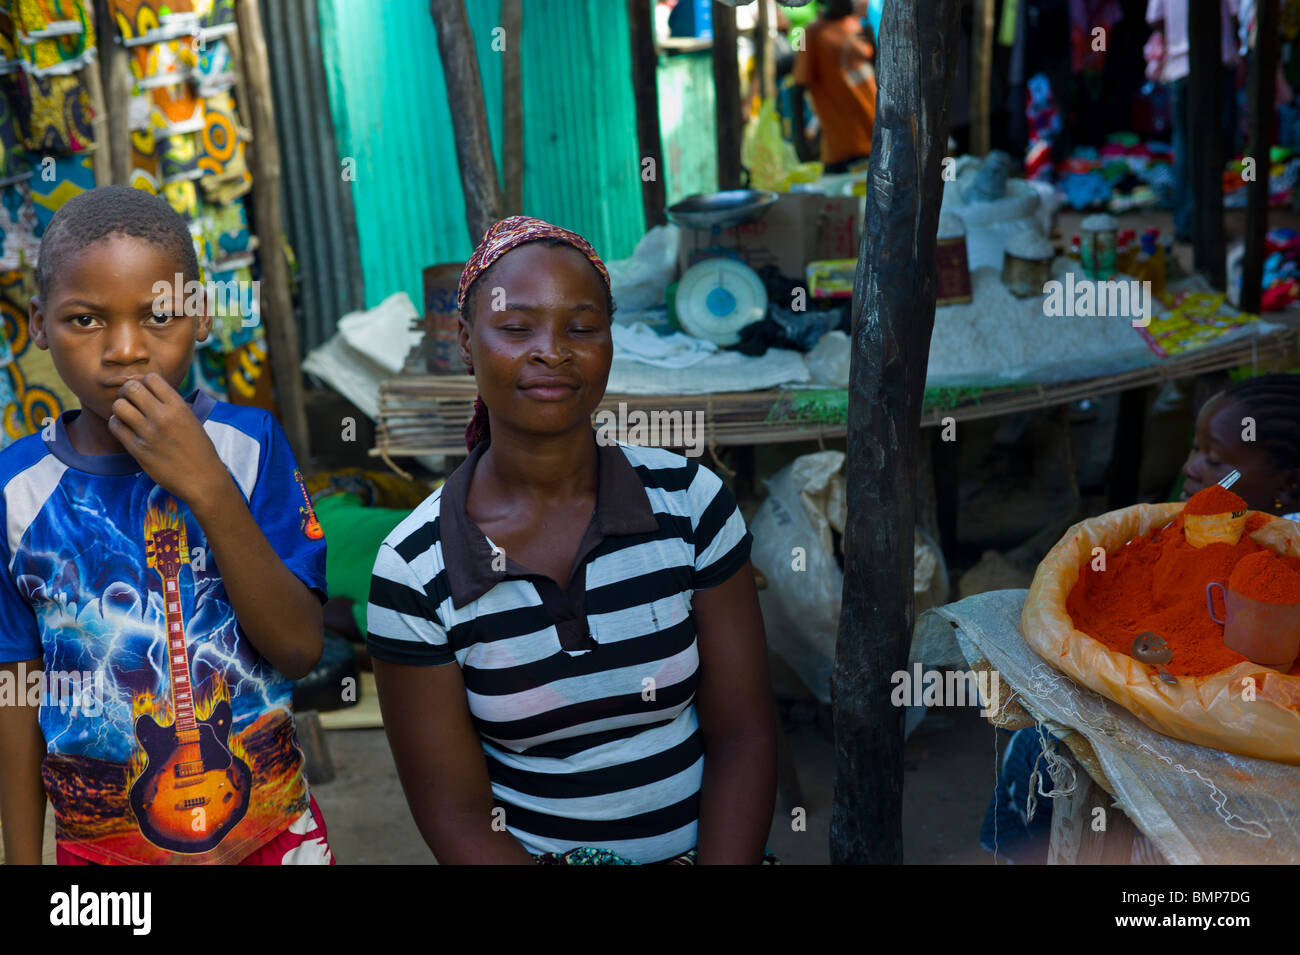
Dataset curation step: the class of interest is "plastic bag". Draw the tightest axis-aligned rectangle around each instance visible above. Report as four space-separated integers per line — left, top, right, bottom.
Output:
606 225 680 314
805 330 850 387
751 451 950 701
741 97 801 193
1021 502 1300 763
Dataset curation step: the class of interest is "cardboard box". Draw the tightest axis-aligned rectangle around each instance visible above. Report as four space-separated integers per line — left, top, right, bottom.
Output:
677 193 860 281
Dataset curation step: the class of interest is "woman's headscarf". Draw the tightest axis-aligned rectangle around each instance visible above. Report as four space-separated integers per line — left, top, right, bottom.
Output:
458 216 611 451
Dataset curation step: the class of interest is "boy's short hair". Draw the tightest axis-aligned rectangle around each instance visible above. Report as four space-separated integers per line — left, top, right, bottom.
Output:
36 185 200 302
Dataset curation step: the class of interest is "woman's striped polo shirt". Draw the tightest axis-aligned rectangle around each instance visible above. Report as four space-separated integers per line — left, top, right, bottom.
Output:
365 437 752 863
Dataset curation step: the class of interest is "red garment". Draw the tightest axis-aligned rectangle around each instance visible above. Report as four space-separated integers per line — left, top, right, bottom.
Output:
56 795 335 865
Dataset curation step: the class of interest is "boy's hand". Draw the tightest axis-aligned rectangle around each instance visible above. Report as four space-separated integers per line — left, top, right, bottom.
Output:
108 373 232 508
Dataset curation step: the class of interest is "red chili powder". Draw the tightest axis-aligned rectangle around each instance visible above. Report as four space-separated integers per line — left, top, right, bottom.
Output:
1064 512 1299 677
1183 483 1247 515
1228 551 1300 604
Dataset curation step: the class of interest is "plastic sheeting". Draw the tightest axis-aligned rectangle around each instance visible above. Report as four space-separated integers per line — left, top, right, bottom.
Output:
917 590 1300 865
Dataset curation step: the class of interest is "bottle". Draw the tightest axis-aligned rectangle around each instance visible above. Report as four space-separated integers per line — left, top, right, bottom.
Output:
1069 234 1082 260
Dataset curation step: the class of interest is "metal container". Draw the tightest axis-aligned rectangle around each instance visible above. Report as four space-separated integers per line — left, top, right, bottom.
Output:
423 263 466 374
1080 213 1118 280
1001 250 1052 298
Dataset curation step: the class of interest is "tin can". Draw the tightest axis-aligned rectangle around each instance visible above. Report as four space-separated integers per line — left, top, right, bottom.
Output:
1080 214 1118 280
423 263 466 374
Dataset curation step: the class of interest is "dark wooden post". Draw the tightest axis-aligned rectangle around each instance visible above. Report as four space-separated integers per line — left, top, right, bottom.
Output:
831 0 961 865
712 1 743 190
628 0 667 227
1188 0 1225 287
1240 0 1280 314
430 0 507 243
501 0 524 216
236 0 311 466
970 0 994 157
94 0 131 185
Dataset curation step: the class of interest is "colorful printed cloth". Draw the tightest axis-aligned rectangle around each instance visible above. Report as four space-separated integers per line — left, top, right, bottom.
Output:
196 90 248 201
0 268 78 438
193 0 234 39
158 127 202 183
12 0 94 77
190 196 252 269
0 180 39 268
457 215 611 313
534 846 782 865
109 0 198 47
127 124 159 191
27 152 93 232
193 34 234 95
161 175 196 216
0 79 32 184
129 35 196 90
17 68 93 153
0 4 20 72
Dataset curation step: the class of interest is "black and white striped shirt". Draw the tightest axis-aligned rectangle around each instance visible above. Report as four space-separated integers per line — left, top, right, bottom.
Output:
366 438 752 863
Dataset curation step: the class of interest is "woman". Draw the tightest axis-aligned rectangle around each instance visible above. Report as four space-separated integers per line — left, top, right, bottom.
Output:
366 217 777 864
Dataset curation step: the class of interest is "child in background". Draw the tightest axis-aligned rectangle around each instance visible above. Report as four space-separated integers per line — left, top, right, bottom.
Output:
0 186 333 865
1180 373 1300 521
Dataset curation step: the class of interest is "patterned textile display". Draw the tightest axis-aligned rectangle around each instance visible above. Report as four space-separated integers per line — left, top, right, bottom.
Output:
109 0 197 47
0 180 40 268
191 196 252 266
12 0 94 76
193 34 233 94
196 89 247 200
27 150 91 231
0 269 77 439
0 79 32 183
193 0 233 38
161 175 196 216
0 4 19 71
128 34 196 89
17 67 92 152
158 126 202 182
127 124 158 191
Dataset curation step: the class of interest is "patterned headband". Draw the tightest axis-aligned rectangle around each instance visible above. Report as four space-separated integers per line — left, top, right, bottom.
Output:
456 215 611 314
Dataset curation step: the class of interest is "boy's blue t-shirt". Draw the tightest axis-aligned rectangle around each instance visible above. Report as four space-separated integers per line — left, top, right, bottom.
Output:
0 391 327 864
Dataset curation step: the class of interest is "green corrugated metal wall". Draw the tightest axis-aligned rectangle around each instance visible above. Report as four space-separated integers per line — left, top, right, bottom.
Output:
317 0 655 310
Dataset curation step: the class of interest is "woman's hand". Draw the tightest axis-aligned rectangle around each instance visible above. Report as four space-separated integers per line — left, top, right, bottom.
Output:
692 560 778 864
373 657 535 864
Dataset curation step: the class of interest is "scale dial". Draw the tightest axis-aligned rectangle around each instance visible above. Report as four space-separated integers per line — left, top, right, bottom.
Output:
675 257 768 346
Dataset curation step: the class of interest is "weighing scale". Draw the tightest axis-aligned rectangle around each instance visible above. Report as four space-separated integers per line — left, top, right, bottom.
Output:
665 189 777 346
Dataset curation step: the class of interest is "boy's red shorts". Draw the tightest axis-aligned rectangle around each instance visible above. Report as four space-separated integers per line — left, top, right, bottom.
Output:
56 795 335 866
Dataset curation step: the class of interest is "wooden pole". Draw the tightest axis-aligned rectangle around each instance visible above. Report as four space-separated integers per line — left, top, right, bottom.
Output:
712 1 742 190
501 0 523 216
235 0 311 466
430 0 506 244
1240 0 1280 315
1188 0 1225 287
831 0 962 865
93 0 130 184
628 0 666 227
970 0 994 157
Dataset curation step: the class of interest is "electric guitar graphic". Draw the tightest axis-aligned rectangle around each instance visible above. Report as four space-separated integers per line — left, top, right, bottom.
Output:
129 513 251 852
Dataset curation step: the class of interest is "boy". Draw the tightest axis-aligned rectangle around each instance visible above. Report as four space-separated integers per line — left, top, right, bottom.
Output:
0 186 332 864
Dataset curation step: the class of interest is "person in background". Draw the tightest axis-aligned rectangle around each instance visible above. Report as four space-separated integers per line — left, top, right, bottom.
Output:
791 0 877 173
1179 373 1300 522
1146 0 1241 243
